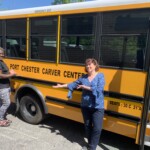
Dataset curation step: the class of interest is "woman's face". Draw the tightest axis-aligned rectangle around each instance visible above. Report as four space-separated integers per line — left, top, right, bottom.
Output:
86 62 96 73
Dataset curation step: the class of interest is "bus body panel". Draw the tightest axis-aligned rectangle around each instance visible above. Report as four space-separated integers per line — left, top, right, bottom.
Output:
5 59 147 97
0 0 150 19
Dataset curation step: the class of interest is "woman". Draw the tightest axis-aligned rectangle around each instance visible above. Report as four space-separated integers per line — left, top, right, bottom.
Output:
0 47 16 127
53 58 105 150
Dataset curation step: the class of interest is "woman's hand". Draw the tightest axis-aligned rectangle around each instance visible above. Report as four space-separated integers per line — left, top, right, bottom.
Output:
52 84 62 88
77 85 85 89
52 83 68 88
77 84 91 91
9 69 17 76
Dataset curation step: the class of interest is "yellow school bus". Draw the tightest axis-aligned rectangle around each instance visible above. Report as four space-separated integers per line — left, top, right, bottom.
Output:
0 0 150 148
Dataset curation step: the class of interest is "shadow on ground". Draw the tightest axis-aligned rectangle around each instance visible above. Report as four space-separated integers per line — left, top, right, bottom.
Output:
40 115 87 147
100 130 139 150
7 103 87 147
7 103 140 150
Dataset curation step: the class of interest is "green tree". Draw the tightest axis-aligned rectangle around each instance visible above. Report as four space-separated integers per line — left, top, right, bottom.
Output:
52 0 85 5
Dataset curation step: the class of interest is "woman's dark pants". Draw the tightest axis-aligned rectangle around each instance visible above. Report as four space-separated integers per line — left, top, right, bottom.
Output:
81 107 104 150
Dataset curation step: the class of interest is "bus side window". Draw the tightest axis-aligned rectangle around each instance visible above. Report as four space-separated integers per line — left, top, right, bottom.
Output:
38 46 56 61
61 46 69 62
65 46 84 63
9 44 25 58
85 50 94 59
10 44 19 57
101 47 120 66
6 42 11 56
136 48 144 69
31 42 39 59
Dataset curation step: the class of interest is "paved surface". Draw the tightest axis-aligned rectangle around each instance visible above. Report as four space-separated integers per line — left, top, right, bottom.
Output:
0 104 139 150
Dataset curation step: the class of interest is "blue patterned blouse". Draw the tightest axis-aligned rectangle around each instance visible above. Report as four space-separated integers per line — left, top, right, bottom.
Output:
67 73 105 109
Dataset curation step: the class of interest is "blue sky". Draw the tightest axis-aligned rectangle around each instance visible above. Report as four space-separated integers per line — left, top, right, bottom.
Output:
0 0 93 10
0 0 54 10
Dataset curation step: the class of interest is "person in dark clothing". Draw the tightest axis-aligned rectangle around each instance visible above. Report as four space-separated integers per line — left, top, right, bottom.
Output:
0 47 16 127
53 58 105 150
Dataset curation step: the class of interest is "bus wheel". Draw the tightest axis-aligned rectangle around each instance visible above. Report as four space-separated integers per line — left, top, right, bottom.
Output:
19 95 43 124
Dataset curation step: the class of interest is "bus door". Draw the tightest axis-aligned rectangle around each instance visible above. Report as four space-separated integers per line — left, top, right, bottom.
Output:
141 97 150 149
139 42 150 149
145 111 150 146
143 97 150 148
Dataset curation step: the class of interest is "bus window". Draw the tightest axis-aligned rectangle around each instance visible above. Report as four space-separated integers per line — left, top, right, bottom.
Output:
0 20 2 47
31 37 57 61
6 19 26 58
30 16 57 62
100 35 146 68
60 14 96 64
6 37 26 58
101 9 149 69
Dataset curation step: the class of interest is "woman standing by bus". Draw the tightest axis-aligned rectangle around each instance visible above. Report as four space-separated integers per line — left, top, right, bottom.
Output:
53 58 105 150
0 47 16 127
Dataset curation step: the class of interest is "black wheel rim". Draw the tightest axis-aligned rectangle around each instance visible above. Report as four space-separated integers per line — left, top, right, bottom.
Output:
25 101 37 116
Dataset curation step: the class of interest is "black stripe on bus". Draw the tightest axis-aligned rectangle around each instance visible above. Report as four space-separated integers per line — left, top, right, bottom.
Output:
104 110 140 123
12 76 55 85
104 91 144 102
46 96 80 108
12 76 143 103
46 96 140 123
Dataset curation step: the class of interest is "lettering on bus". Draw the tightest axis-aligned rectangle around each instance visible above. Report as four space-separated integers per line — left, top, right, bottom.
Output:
34 9 51 13
42 68 60 76
10 64 19 70
21 65 40 73
9 64 84 79
109 101 142 110
63 71 84 79
10 64 40 73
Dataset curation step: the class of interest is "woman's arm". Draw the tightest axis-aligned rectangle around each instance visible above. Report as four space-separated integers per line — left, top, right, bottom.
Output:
52 78 82 99
52 77 82 90
0 70 16 79
77 84 92 91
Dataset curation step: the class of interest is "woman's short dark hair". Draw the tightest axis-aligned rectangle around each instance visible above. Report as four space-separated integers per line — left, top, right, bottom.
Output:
85 58 99 72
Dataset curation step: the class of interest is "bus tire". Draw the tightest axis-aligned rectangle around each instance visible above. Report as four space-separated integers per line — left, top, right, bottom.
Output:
19 95 44 124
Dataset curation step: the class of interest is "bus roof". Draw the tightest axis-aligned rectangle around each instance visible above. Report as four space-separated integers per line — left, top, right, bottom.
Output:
0 0 150 16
